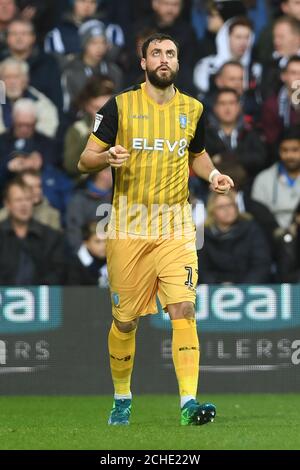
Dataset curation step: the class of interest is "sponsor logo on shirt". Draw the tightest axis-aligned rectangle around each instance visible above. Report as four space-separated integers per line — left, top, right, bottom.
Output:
93 113 103 132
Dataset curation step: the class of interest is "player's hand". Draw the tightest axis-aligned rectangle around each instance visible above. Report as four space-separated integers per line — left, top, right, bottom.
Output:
106 145 130 168
211 173 234 194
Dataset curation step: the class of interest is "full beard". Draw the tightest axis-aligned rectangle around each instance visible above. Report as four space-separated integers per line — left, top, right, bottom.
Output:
146 66 178 89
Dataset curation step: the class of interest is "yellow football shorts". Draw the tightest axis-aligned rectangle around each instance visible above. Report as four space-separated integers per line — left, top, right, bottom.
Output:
106 234 198 322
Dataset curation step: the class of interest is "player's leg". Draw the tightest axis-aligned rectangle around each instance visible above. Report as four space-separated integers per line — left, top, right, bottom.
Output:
168 302 216 425
106 237 158 425
168 301 199 407
108 318 138 425
156 235 216 425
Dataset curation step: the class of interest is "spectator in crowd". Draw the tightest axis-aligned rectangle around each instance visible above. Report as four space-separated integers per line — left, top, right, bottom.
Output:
66 167 112 252
134 0 198 93
251 127 300 265
68 220 108 285
0 178 65 285
0 99 73 219
0 58 59 137
0 98 60 169
63 75 114 179
197 190 272 284
61 19 123 111
205 88 267 188
16 0 61 42
44 0 124 59
261 55 300 158
194 0 247 58
194 16 261 93
0 0 17 51
256 0 300 64
271 200 300 282
281 0 300 21
44 0 99 56
260 16 300 97
0 169 61 229
200 60 262 123
1 18 63 112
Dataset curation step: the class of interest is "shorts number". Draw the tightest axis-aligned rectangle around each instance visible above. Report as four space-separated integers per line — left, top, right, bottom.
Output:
184 266 193 287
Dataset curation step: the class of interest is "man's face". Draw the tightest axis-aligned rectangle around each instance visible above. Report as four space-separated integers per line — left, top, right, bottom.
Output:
0 0 17 24
84 36 107 62
86 233 106 259
280 138 300 171
273 22 300 57
281 61 300 90
13 112 36 139
74 0 98 20
1 65 27 99
207 9 224 33
141 39 179 89
22 174 42 205
216 65 244 95
7 22 36 54
229 26 252 59
152 0 182 26
213 195 238 226
5 185 33 223
85 94 111 117
281 0 300 22
214 93 241 124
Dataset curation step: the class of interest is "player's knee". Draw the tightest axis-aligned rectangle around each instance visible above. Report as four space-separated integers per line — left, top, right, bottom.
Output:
114 318 138 333
182 302 195 320
168 301 195 319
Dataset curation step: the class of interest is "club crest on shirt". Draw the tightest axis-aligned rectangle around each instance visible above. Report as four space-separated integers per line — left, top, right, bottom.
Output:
179 114 187 129
112 292 120 307
93 113 103 132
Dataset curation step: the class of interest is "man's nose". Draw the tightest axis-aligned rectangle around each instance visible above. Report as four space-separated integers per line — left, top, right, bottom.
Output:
161 54 169 62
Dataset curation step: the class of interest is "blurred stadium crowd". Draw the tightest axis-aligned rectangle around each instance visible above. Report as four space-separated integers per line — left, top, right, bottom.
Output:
0 0 300 286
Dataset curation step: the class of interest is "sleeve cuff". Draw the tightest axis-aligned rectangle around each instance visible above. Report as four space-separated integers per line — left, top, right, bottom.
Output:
90 133 110 148
189 148 206 157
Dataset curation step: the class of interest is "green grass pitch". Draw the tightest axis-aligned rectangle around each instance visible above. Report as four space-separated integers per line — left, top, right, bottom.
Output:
0 394 299 450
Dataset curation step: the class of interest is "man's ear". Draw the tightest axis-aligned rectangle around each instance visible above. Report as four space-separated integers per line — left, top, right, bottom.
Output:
141 57 146 71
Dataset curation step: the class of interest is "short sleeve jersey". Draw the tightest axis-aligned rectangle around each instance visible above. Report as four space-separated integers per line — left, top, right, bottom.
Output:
90 82 205 235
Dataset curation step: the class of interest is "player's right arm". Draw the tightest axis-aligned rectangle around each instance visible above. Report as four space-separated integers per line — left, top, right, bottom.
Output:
77 95 130 173
78 139 129 173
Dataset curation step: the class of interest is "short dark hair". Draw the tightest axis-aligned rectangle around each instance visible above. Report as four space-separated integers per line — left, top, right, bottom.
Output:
229 16 253 35
82 220 98 241
284 55 300 71
274 15 300 35
213 87 240 104
281 126 300 143
216 60 244 77
8 17 35 34
76 75 115 109
141 33 179 59
3 176 31 201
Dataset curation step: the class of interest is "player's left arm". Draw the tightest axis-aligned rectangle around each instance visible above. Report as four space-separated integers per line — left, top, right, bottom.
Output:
188 105 234 194
189 150 234 194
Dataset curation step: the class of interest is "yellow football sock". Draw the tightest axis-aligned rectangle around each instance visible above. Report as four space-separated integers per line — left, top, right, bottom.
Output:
108 321 136 396
171 318 200 398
